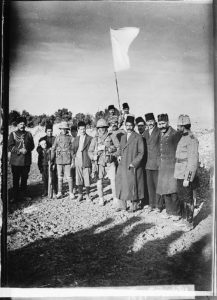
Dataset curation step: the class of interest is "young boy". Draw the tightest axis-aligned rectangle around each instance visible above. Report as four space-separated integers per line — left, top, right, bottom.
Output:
51 121 74 199
72 121 92 202
38 140 51 197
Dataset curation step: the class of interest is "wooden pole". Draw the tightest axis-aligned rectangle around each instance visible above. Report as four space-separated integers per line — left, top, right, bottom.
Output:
114 72 121 111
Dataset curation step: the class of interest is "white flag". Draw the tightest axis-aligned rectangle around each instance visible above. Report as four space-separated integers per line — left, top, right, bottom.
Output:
110 27 140 72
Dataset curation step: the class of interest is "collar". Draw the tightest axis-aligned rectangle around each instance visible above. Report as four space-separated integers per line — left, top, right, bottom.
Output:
182 132 189 136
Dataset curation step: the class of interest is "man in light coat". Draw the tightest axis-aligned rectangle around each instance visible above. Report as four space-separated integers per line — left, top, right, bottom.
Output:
174 115 199 231
116 115 145 212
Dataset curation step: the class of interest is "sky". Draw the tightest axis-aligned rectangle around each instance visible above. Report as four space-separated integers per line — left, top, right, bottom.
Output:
9 1 214 126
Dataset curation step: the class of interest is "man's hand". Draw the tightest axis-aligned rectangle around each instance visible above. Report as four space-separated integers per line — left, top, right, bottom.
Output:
117 156 121 163
19 148 27 155
128 163 134 169
183 180 189 187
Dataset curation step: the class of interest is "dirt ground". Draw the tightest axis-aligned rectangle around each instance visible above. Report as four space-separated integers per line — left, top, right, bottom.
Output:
7 161 213 290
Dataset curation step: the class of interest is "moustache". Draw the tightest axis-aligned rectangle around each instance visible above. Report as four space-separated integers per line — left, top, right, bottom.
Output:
160 127 167 131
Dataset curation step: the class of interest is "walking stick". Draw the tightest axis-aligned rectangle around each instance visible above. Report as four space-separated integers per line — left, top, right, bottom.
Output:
48 160 53 199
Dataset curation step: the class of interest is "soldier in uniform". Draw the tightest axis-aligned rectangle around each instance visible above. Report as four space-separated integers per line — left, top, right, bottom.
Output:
88 118 120 206
143 113 161 212
174 115 199 231
8 117 35 201
157 114 182 220
108 116 125 142
51 121 75 199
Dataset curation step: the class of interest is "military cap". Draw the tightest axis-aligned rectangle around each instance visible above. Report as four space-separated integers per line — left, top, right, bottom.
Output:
125 115 135 124
122 102 129 109
16 116 27 125
108 105 115 110
96 118 109 128
158 114 169 122
145 113 155 122
177 114 191 126
135 117 145 125
77 121 86 128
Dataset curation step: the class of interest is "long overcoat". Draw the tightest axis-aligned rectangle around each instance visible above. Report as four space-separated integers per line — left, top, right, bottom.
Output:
156 126 181 195
143 125 161 170
116 131 145 201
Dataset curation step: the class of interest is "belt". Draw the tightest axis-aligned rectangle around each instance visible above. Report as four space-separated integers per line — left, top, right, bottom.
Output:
176 158 188 163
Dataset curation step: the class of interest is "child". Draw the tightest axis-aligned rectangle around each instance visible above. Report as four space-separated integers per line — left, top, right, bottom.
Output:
51 121 75 199
38 140 50 197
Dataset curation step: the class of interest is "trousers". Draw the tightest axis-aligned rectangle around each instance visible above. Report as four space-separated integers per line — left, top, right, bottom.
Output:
164 193 181 216
146 169 161 209
11 165 30 196
177 179 194 222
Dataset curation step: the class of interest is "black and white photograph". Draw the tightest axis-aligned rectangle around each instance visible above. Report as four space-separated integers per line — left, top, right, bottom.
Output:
2 0 215 294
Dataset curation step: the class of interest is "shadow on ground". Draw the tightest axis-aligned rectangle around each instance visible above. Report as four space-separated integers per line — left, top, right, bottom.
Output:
7 215 212 290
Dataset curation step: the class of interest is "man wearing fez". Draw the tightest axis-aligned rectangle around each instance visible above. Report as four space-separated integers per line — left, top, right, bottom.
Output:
71 121 92 202
37 123 58 196
88 118 120 206
8 117 35 201
116 115 145 212
157 114 182 220
135 117 149 208
174 115 199 231
143 113 161 212
118 102 134 129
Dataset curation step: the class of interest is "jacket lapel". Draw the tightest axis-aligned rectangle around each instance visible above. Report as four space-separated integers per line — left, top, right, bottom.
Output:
82 135 89 151
123 131 135 150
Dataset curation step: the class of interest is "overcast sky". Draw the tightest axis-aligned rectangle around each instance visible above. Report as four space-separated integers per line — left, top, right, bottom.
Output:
9 1 214 126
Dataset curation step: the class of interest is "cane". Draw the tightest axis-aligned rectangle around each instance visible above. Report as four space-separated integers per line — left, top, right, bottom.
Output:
48 160 53 199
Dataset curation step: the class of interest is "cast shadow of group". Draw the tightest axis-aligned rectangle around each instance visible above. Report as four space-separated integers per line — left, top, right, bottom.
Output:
8 215 212 290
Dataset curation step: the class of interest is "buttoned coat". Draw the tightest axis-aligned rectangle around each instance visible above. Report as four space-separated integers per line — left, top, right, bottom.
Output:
143 126 161 170
116 131 145 201
174 131 199 182
72 134 92 168
51 134 74 165
8 130 35 166
156 127 181 195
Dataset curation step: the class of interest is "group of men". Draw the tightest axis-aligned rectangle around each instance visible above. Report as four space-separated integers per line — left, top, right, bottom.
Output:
8 102 199 231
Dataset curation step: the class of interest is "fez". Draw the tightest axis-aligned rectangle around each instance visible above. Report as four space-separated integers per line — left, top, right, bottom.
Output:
45 123 53 131
122 102 129 109
16 117 27 125
125 115 135 124
136 117 145 125
77 121 86 128
158 114 169 122
108 105 115 110
145 113 155 122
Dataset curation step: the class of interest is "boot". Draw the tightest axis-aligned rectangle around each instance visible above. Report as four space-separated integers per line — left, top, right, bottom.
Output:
97 180 104 206
68 177 75 200
77 185 83 201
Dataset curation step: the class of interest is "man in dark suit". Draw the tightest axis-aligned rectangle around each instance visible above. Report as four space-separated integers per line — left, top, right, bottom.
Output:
37 123 58 196
135 117 149 208
143 113 161 212
8 117 35 201
72 121 92 202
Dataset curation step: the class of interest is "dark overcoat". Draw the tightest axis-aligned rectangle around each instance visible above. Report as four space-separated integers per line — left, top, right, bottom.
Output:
143 125 161 170
156 126 181 195
116 131 145 201
72 134 92 168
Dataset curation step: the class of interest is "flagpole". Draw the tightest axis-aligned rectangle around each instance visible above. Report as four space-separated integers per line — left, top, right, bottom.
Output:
114 72 121 111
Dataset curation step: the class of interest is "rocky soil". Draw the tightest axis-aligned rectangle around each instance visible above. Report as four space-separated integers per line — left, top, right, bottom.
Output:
6 126 214 290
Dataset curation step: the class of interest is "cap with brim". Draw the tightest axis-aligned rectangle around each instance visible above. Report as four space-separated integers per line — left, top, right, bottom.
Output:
45 123 53 131
158 114 169 122
177 115 191 126
145 113 155 122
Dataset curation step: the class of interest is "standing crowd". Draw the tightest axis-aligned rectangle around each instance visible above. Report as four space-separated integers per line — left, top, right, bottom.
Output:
8 102 199 231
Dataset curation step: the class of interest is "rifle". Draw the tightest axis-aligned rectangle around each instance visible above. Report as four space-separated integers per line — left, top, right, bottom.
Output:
48 159 53 199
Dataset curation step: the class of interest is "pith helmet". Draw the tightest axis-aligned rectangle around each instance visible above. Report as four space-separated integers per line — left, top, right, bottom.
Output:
96 118 108 128
177 114 191 126
59 121 70 129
